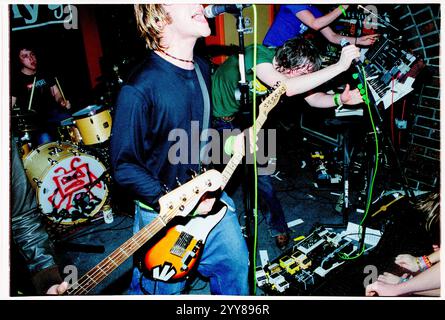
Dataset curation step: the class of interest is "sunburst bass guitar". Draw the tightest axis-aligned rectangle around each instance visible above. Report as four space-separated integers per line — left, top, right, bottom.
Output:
64 169 222 294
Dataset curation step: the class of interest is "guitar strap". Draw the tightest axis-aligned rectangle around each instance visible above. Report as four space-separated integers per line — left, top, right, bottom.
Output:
194 61 211 167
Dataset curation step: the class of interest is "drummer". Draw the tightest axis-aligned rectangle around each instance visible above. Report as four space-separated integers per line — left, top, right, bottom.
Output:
10 45 72 146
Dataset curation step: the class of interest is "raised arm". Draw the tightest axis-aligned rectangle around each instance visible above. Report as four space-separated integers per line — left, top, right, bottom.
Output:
304 84 363 108
296 5 348 31
256 45 360 97
320 26 379 46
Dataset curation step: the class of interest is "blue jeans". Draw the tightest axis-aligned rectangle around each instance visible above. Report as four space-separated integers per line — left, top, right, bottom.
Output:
258 175 290 236
127 192 249 295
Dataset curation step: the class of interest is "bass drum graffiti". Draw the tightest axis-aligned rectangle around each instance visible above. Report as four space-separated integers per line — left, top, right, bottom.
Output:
23 141 108 225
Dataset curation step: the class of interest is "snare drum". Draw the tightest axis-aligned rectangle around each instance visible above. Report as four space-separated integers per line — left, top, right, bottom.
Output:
72 105 112 145
23 142 108 225
58 117 82 144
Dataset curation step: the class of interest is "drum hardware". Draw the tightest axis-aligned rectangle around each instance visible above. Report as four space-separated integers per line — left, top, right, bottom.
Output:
32 177 42 188
58 117 82 145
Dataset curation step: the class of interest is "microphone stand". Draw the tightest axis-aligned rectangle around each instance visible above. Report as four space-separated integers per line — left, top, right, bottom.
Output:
233 8 255 295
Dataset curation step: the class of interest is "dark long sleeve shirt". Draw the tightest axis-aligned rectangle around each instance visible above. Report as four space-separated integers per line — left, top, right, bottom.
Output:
110 51 210 210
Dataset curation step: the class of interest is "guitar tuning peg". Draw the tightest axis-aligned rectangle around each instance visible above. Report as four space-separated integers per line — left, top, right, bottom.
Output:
186 168 197 178
162 184 170 194
175 177 182 186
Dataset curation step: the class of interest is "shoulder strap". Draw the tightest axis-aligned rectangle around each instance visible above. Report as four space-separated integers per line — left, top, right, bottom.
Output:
194 62 211 165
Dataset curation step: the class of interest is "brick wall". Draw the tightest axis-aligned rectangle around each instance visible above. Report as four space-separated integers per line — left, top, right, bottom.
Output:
393 4 440 191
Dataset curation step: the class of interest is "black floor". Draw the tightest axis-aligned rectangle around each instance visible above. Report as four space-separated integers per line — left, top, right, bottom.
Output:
11 115 435 297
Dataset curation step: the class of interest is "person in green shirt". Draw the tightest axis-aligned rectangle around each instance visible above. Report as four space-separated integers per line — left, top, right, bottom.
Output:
211 36 363 249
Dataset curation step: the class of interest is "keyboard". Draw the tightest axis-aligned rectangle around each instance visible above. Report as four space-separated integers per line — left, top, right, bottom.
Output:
363 36 418 109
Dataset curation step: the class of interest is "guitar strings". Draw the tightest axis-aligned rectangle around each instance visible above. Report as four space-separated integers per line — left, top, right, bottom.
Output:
68 209 178 294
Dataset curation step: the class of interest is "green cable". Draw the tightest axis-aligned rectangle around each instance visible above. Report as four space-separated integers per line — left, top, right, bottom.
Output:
252 4 258 295
340 66 379 260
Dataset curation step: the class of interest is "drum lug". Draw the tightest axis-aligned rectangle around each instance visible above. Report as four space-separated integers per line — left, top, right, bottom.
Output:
48 158 58 165
33 178 42 188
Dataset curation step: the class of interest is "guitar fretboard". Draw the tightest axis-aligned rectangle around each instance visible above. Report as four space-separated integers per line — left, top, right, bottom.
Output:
221 111 269 190
66 216 168 295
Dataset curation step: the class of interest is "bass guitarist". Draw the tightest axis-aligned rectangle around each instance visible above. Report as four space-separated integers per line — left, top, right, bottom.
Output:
110 4 250 295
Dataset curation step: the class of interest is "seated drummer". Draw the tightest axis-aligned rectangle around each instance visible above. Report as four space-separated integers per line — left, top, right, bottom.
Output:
10 45 71 146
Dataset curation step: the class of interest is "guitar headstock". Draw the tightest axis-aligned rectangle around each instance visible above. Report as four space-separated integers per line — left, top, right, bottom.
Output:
259 82 287 116
158 169 223 218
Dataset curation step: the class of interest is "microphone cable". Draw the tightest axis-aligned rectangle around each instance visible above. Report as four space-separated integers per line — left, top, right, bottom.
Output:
251 3 259 296
339 65 380 261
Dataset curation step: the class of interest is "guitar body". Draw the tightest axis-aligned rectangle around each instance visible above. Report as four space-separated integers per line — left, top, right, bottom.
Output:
143 204 227 282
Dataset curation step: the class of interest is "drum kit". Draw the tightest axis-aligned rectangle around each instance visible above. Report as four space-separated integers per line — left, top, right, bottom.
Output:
16 105 113 226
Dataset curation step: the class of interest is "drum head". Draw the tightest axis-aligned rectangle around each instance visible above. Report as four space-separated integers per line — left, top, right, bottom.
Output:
36 153 108 225
72 105 103 119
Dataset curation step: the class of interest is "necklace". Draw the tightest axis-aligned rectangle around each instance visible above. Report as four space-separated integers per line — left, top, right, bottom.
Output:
159 50 194 64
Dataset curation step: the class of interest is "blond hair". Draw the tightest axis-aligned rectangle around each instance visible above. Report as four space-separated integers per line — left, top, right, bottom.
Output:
134 4 171 50
416 192 440 234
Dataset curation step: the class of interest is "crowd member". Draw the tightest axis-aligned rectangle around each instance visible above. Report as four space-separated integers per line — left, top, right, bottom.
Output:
366 192 440 297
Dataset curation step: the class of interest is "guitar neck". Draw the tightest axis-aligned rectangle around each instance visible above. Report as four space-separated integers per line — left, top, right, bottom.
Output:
66 216 167 295
221 112 267 189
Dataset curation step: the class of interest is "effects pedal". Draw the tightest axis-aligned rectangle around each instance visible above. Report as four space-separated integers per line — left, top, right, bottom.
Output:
295 228 328 254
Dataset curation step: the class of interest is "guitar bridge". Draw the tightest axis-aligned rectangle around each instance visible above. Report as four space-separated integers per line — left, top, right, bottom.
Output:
170 232 193 257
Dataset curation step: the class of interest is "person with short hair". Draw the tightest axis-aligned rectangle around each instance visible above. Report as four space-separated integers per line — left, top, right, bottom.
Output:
211 36 364 248
111 4 250 295
11 46 71 145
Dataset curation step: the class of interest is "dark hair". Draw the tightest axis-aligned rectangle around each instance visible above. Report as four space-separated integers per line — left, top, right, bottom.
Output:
274 37 322 73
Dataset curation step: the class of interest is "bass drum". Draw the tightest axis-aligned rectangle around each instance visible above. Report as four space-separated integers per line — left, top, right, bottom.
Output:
23 142 108 225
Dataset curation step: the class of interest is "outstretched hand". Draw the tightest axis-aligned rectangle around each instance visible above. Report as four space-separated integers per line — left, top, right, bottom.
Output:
340 84 363 105
357 34 379 46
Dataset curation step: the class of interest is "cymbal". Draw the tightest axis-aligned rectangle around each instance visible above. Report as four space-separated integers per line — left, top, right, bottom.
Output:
17 124 38 132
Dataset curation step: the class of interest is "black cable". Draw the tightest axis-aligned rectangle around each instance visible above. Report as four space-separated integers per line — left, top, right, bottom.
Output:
59 215 132 242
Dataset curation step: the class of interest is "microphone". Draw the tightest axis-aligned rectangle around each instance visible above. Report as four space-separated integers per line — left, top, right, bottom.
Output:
204 4 252 18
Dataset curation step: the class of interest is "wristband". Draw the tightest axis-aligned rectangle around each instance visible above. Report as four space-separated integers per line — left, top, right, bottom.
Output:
333 93 343 107
416 256 429 271
422 255 432 268
338 5 347 17
224 135 236 155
